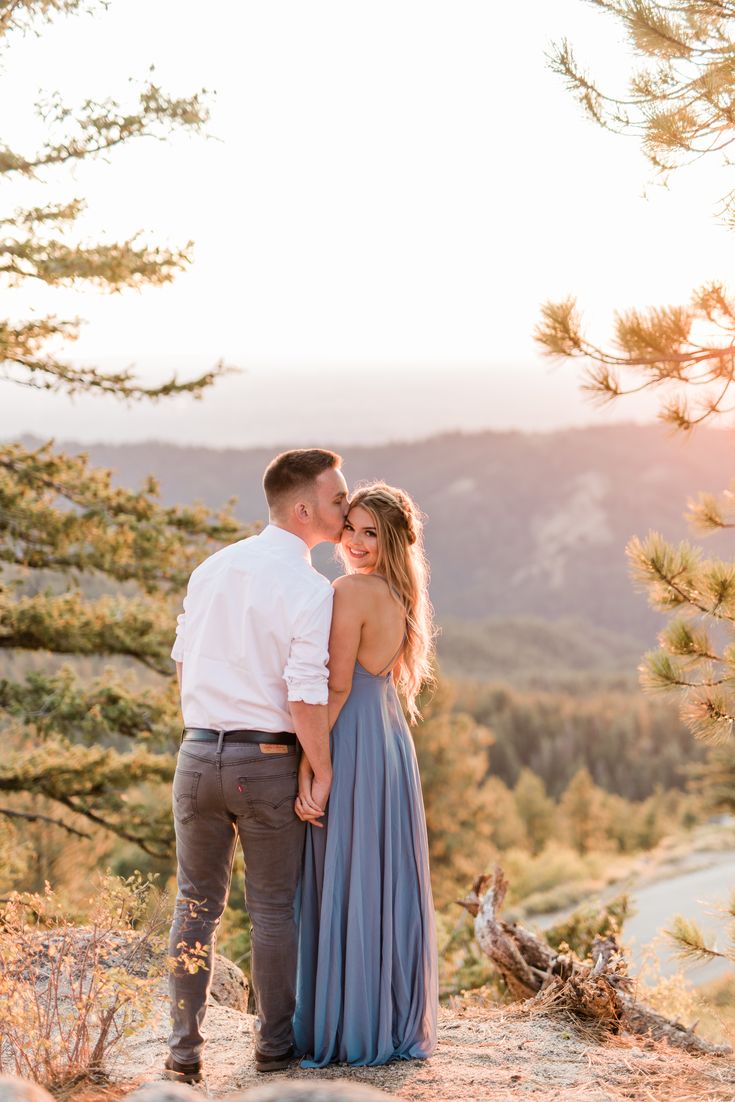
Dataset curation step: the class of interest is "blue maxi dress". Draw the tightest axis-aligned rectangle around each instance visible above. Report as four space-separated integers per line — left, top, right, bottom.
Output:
294 657 438 1067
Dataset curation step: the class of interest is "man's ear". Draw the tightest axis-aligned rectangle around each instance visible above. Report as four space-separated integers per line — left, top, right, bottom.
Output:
294 499 311 524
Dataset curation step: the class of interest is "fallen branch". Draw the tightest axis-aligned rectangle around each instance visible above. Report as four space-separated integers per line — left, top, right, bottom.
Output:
459 866 731 1057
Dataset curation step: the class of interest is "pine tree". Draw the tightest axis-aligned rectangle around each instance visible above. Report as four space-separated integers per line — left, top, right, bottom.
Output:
0 1 245 866
536 1 735 748
559 767 612 856
414 680 500 906
688 743 735 815
513 767 556 854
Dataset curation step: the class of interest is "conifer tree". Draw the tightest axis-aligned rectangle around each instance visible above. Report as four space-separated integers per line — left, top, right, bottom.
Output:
536 0 735 747
0 0 245 864
559 767 612 856
414 680 502 906
513 767 556 855
689 743 735 815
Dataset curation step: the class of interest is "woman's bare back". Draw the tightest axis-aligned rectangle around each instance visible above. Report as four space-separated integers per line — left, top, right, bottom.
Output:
353 574 406 676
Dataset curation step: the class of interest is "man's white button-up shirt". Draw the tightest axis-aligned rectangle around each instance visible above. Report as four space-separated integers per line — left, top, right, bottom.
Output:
171 524 333 732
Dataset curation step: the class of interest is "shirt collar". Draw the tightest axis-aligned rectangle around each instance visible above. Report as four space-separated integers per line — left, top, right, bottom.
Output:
259 524 312 563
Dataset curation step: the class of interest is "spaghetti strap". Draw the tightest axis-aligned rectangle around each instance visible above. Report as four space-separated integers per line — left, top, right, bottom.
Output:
372 573 402 603
370 574 407 676
376 628 407 678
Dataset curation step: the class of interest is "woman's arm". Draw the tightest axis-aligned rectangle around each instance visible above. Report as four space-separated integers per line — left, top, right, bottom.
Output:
327 576 365 729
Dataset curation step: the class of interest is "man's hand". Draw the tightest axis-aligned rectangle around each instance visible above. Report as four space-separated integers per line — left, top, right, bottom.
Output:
294 756 331 827
289 699 331 825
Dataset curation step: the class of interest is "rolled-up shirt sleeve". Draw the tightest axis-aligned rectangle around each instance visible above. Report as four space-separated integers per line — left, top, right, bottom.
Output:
284 586 333 705
171 600 187 663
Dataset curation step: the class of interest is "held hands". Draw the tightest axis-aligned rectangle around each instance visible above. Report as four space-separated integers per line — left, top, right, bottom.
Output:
295 756 331 827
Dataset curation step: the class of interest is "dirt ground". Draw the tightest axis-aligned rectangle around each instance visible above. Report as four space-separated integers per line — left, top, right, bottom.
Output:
110 994 735 1102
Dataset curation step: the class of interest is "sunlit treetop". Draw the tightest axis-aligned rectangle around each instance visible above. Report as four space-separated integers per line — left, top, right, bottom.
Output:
538 1 735 431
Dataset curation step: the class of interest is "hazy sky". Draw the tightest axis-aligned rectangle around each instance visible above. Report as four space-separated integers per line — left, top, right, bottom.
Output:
2 0 732 445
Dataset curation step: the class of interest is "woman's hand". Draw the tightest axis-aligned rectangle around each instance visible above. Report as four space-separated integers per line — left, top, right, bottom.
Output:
295 756 328 827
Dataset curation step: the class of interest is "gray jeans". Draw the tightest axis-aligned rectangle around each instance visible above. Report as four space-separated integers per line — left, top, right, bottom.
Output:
167 739 304 1062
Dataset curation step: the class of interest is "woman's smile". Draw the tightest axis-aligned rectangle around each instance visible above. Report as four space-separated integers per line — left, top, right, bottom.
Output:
340 505 380 570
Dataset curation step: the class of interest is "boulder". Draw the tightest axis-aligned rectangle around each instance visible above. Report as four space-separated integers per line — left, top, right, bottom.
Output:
124 1084 204 1102
227 1082 394 1102
210 953 250 1013
0 1078 54 1102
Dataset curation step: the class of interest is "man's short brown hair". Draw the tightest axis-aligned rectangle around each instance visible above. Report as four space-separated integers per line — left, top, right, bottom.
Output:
263 448 342 510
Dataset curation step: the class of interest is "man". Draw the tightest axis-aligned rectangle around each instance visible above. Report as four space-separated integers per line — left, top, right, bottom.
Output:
165 448 349 1084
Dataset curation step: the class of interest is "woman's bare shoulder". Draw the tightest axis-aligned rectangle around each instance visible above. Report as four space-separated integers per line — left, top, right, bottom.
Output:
333 573 368 593
332 573 385 603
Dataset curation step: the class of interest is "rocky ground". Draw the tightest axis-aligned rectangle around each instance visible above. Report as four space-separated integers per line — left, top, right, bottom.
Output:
5 939 735 1102
106 988 735 1102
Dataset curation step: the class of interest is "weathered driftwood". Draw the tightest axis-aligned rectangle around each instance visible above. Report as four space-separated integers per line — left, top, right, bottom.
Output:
459 867 732 1057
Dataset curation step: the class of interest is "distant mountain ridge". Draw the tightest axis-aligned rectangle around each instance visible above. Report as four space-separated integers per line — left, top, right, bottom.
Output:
23 424 734 645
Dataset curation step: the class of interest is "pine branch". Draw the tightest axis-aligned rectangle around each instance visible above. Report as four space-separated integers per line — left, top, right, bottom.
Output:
0 199 86 228
52 793 173 857
659 617 721 661
0 668 179 745
639 649 693 691
542 1 735 430
0 739 175 855
666 914 729 964
0 588 173 672
0 320 234 401
550 1 735 177
0 1 105 38
0 82 210 180
627 533 713 614
537 289 735 429
701 559 735 617
0 234 192 290
0 440 249 591
679 686 735 742
687 485 735 533
0 805 90 839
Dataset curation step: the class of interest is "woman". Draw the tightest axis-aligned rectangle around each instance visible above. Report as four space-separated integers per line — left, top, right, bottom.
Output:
293 482 438 1067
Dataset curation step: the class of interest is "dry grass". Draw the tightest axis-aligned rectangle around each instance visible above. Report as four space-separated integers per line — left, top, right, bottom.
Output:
433 1001 735 1102
53 1079 139 1102
103 989 735 1101
0 875 168 1095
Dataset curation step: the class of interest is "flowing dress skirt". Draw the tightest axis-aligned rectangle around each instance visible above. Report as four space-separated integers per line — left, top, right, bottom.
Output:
294 661 438 1067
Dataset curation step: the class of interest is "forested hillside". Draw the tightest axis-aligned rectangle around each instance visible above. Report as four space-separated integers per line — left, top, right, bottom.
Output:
24 423 732 643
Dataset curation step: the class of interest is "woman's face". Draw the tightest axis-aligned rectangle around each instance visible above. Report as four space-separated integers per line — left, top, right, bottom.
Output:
341 504 379 572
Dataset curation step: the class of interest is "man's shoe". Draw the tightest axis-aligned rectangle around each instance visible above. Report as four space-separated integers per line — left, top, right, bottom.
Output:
254 1044 296 1073
163 1053 204 1084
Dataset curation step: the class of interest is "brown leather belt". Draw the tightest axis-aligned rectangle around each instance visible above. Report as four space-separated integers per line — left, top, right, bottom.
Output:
182 727 298 745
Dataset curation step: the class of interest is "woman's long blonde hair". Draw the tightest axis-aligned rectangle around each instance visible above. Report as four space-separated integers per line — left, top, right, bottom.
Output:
338 482 435 723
